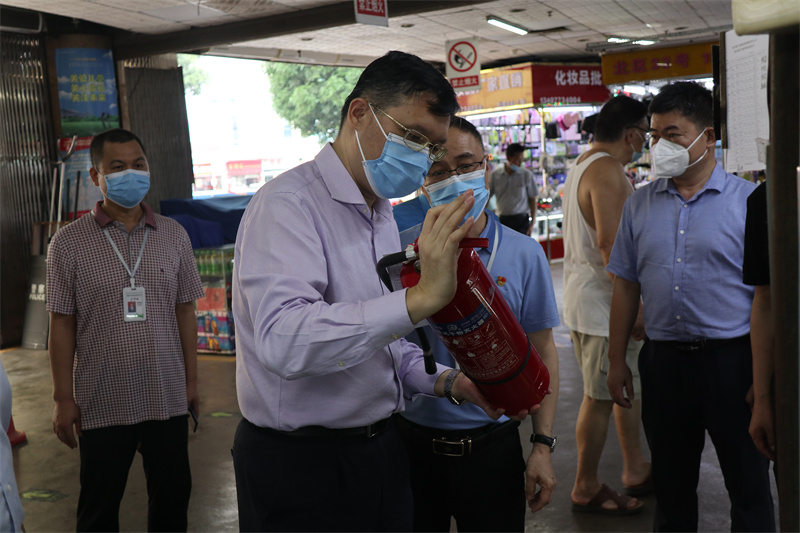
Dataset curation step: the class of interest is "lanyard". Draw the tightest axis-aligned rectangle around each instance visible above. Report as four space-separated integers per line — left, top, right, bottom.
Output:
103 226 150 288
485 221 500 274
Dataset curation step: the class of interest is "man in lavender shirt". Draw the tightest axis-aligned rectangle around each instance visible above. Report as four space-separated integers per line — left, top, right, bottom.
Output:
232 51 540 532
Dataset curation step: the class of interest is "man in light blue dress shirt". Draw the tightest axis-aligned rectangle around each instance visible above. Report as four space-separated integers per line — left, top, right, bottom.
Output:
606 82 774 532
394 117 560 531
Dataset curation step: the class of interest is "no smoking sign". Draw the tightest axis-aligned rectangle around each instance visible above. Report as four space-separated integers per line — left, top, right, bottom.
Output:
445 38 481 91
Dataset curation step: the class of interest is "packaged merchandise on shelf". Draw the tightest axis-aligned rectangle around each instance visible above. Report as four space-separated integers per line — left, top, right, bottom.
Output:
194 245 236 354
197 310 235 354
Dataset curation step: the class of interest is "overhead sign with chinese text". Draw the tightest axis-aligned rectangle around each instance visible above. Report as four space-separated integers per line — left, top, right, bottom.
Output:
354 0 387 27
457 65 532 115
601 42 716 85
531 64 610 105
446 39 481 91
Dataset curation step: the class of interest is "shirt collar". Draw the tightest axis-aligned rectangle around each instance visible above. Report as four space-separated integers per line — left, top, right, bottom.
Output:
92 201 157 229
315 142 393 221
479 210 501 253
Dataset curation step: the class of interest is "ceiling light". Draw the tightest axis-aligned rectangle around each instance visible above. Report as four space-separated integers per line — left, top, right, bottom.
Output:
487 16 528 35
607 37 630 43
633 39 655 45
622 85 647 95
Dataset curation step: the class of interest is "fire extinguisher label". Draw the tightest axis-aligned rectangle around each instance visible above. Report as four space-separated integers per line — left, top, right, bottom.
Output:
430 304 521 381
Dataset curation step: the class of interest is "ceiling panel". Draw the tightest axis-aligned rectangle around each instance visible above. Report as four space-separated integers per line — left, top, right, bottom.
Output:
1 0 734 66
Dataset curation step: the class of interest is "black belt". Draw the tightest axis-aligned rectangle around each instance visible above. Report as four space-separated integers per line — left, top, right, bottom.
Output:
653 334 750 354
247 417 391 440
397 416 520 457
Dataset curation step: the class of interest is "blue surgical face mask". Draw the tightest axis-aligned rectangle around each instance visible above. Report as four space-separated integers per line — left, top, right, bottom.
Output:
355 107 433 200
630 129 645 163
424 169 489 225
103 169 150 208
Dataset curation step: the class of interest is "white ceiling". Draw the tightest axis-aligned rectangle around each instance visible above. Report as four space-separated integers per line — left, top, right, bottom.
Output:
2 0 734 66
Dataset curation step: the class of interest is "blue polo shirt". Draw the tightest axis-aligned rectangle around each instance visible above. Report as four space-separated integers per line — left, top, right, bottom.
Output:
607 162 756 342
397 210 560 430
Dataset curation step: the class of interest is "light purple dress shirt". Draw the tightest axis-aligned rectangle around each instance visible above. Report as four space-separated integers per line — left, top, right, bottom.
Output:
233 143 446 430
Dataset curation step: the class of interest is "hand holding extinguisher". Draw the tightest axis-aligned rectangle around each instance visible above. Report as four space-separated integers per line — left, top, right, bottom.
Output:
437 369 545 422
403 190 476 325
379 190 550 418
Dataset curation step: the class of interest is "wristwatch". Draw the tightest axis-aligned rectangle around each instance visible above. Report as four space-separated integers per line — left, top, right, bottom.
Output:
443 369 463 405
530 433 557 452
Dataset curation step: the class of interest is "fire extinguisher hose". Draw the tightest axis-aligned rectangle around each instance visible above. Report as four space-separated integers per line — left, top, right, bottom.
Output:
376 251 438 375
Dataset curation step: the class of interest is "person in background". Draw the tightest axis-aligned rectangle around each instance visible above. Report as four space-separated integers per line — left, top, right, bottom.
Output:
742 181 775 462
394 116 560 532
231 51 542 532
489 143 538 235
0 359 24 532
606 82 775 532
47 128 204 532
562 95 651 515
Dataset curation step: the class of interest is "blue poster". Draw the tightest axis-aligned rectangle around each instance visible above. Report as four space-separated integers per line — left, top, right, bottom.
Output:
55 48 119 137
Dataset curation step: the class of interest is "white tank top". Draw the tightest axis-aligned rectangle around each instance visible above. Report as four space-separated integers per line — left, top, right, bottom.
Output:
562 151 621 337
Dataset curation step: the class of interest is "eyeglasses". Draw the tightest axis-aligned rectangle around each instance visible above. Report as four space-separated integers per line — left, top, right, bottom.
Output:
370 103 448 162
628 126 651 145
427 158 486 180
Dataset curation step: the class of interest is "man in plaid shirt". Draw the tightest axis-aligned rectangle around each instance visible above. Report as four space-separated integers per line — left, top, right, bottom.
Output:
47 128 205 532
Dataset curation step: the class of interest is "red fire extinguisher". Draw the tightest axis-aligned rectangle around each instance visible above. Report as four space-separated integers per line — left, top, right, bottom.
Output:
378 238 549 412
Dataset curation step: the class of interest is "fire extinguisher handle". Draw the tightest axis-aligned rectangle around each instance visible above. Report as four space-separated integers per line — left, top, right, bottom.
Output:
423 350 437 375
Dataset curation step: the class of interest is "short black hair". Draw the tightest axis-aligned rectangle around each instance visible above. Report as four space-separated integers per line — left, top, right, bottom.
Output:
649 81 713 132
450 116 483 150
594 95 649 143
338 51 459 132
506 143 525 158
90 128 146 169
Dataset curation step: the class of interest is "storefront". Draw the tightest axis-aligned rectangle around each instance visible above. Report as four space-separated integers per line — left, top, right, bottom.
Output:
457 62 612 261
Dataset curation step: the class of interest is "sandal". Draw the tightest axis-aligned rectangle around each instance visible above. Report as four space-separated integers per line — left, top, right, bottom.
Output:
571 484 645 515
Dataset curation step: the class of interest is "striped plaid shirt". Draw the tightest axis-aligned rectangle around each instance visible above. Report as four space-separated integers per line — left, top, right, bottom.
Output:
46 202 204 430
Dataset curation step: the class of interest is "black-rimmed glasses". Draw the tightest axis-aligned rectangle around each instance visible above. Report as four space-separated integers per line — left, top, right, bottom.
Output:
370 103 448 162
427 158 486 180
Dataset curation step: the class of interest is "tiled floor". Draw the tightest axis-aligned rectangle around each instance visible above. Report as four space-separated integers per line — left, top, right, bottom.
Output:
7 261 778 531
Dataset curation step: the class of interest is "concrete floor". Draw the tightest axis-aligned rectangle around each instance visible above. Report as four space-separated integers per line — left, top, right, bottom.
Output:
6 261 779 532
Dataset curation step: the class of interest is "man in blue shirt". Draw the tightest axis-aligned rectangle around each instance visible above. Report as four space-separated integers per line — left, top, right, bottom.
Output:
606 82 775 532
394 117 560 532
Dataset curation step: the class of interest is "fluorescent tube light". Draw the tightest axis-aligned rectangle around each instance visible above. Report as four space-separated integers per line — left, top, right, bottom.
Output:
607 37 630 43
487 16 528 35
634 39 656 45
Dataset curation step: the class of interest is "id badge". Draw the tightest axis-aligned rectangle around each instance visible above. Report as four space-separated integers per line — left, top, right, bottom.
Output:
123 286 146 322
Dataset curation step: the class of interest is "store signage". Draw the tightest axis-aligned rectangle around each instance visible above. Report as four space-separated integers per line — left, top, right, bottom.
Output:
457 65 532 115
445 39 481 91
353 0 388 27
226 160 262 177
601 42 716 85
531 64 611 105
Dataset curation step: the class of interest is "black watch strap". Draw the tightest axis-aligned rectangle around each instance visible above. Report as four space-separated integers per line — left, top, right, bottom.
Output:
530 433 556 452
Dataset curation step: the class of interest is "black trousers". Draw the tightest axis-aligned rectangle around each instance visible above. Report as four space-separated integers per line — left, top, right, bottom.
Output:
396 416 525 532
232 418 413 532
640 338 775 532
77 416 191 532
498 213 530 235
